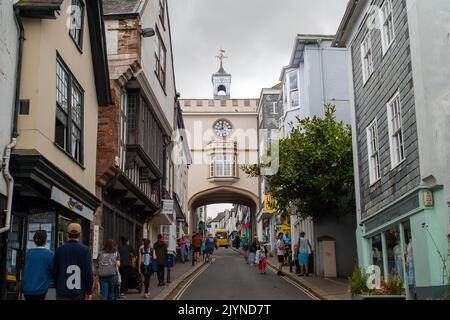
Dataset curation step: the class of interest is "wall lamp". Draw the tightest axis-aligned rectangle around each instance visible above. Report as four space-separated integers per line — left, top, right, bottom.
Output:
141 28 155 38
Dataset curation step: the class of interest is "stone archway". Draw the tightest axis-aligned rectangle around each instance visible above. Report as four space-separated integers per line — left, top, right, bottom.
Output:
188 186 258 238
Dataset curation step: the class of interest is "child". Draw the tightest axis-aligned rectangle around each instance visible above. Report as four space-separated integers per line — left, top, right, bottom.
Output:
201 238 206 261
258 245 267 274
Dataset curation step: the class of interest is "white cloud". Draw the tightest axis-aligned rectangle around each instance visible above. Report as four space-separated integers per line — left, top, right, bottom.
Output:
169 0 348 98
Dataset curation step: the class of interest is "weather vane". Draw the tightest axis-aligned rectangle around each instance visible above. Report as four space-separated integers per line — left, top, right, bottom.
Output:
216 48 228 66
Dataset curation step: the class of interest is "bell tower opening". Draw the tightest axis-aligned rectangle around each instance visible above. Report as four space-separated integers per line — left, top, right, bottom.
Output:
212 49 231 99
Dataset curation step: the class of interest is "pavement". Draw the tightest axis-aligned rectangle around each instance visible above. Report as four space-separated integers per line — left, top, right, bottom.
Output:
178 248 313 300
122 258 206 300
233 248 351 300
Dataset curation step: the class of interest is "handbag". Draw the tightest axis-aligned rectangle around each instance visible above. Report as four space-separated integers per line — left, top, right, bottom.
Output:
151 260 158 273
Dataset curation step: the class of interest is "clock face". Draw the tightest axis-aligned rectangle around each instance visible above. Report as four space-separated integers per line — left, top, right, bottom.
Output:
214 120 232 137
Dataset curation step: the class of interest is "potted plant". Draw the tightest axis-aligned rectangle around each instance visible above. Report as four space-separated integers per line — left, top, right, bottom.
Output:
348 267 406 300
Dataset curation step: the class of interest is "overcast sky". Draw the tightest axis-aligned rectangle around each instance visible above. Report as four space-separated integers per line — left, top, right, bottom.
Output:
169 0 348 99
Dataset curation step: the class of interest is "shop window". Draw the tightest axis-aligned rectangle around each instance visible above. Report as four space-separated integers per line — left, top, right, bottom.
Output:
371 234 384 278
384 227 402 279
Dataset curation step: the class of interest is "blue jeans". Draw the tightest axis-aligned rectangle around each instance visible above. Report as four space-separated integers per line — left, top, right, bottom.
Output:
100 275 117 300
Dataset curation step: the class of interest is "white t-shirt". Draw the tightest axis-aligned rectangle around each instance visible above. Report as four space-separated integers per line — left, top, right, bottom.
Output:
276 239 285 256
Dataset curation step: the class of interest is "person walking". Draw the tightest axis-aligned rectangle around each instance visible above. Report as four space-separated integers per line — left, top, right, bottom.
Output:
118 236 134 298
283 233 293 272
204 233 215 262
22 230 53 300
235 235 241 249
53 223 93 300
248 237 259 266
178 235 188 263
276 232 286 276
258 244 268 275
192 232 202 263
97 239 120 300
297 232 313 277
139 239 156 298
153 234 168 286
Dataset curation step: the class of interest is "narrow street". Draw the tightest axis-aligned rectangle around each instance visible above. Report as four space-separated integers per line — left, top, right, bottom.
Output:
179 248 313 300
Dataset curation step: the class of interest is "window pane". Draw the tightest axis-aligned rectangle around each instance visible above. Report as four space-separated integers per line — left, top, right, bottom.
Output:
371 234 384 279
56 62 68 112
71 85 82 127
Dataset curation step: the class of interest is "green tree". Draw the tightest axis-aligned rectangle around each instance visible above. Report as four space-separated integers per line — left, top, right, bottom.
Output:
243 104 355 221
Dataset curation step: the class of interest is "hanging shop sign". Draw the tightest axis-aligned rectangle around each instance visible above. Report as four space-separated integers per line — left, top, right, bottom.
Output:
93 225 99 260
264 195 277 214
51 186 93 221
162 199 174 216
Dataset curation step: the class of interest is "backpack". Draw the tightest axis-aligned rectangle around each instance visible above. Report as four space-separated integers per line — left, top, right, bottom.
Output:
140 247 153 266
98 252 117 277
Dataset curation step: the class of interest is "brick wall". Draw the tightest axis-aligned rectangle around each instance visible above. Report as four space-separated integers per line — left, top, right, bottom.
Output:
352 0 421 219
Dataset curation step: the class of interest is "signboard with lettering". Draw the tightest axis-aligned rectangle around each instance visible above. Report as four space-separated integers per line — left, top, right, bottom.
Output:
162 200 174 216
50 186 94 221
264 195 277 214
93 225 99 259
423 191 434 208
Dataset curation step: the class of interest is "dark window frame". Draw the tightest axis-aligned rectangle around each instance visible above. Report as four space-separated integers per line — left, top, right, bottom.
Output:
69 0 85 52
159 0 166 29
55 53 85 165
154 26 167 92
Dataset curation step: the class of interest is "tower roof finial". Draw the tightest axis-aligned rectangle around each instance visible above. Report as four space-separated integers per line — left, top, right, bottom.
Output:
215 48 228 74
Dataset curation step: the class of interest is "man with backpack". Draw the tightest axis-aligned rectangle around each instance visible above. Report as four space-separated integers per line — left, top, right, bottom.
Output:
53 223 93 300
138 239 156 298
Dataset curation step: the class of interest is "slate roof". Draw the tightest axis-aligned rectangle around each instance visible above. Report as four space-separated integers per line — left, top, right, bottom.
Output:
103 0 143 15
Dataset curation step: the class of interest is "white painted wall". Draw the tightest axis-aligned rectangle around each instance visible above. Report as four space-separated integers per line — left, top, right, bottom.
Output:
140 0 175 131
0 0 18 197
406 0 450 236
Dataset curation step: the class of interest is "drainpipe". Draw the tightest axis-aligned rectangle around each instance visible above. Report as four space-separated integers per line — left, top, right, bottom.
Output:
1 139 17 235
0 8 24 234
317 39 326 115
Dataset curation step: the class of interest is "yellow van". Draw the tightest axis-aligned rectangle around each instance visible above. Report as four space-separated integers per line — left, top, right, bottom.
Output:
214 229 229 248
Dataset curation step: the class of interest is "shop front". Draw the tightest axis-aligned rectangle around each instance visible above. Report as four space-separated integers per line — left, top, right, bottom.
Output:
358 187 449 300
0 154 98 300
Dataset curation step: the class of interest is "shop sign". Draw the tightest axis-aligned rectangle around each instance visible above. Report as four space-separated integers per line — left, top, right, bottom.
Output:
93 225 99 260
264 195 277 214
423 191 434 208
51 186 94 221
162 200 174 216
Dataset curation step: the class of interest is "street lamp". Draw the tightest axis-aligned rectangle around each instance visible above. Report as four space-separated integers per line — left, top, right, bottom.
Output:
141 28 155 38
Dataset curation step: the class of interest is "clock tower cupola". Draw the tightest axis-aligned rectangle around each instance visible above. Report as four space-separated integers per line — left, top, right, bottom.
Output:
212 49 231 99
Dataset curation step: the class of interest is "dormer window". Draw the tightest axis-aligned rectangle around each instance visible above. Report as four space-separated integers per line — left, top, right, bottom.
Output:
69 0 84 50
288 71 299 108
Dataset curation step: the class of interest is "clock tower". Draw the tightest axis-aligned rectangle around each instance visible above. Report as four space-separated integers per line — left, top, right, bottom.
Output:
212 49 231 99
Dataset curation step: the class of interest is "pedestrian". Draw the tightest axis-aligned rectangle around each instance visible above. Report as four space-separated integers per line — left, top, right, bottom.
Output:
139 239 156 298
153 234 168 286
192 232 202 262
283 233 292 271
242 236 249 261
179 235 188 263
21 230 53 300
276 232 286 276
258 244 268 274
235 235 241 249
204 233 215 262
297 232 313 277
201 237 206 261
53 223 93 300
248 236 259 266
118 236 134 298
97 239 120 300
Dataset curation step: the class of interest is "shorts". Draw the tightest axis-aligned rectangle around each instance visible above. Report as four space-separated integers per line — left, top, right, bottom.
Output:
194 247 201 253
277 255 285 263
298 252 309 266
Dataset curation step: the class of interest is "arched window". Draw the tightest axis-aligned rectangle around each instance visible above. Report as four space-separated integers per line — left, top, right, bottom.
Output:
217 85 227 96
